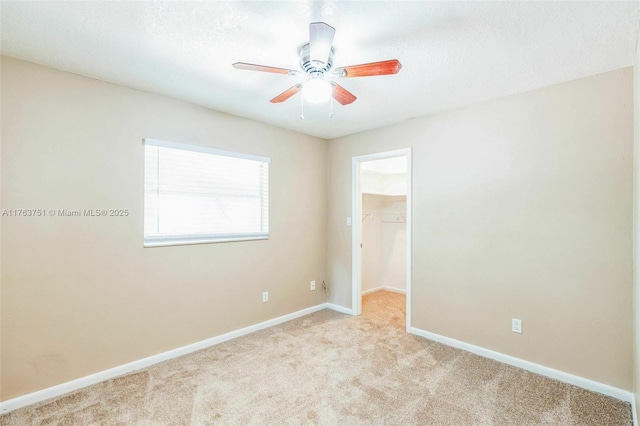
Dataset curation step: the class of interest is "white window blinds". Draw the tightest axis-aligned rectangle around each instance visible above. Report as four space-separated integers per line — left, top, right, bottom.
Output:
144 138 269 247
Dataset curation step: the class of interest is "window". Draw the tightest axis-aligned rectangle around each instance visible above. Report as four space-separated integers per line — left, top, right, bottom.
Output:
144 138 269 247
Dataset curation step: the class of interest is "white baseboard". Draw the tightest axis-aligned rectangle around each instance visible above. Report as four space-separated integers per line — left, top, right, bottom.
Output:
0 302 330 414
382 286 406 294
326 303 354 315
362 286 406 295
410 327 634 404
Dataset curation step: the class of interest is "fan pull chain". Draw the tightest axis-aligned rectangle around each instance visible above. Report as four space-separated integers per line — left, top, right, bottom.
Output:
300 94 305 120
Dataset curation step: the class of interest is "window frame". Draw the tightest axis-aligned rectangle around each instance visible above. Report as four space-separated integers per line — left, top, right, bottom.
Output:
143 138 270 248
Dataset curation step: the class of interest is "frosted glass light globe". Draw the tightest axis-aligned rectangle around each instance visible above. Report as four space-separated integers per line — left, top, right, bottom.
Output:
302 78 332 104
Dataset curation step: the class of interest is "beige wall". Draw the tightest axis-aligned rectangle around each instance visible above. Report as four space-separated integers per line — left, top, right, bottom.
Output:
328 68 634 389
0 56 328 400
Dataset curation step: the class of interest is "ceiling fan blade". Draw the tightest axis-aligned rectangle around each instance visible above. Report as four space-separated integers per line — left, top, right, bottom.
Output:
334 59 402 78
331 82 357 105
270 84 303 103
309 22 335 65
233 62 299 76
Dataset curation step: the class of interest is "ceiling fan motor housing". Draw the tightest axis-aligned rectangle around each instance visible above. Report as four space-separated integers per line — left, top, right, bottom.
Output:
299 43 334 76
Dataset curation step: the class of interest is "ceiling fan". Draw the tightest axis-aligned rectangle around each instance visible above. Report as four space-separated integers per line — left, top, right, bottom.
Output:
233 22 402 106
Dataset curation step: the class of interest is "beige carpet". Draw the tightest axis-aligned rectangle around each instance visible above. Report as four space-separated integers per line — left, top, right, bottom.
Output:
1 291 632 425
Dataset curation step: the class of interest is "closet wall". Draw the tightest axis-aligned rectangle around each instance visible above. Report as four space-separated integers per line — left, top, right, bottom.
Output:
362 194 407 293
361 162 407 294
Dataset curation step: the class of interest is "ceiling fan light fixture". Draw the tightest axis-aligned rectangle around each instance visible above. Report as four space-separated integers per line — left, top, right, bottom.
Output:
302 77 332 103
233 22 401 109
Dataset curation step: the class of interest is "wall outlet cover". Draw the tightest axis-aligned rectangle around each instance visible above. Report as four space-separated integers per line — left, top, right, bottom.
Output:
512 318 522 333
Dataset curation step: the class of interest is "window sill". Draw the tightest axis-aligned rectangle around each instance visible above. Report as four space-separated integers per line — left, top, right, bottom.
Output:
144 235 268 248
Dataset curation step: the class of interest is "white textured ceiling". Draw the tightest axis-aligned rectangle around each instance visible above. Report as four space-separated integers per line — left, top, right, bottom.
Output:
1 1 639 139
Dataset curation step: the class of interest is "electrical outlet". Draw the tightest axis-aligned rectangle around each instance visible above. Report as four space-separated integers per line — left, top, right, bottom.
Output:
512 318 522 334
310 281 316 291
262 291 269 303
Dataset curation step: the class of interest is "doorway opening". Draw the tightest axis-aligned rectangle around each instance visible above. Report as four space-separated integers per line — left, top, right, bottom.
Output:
352 148 412 331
